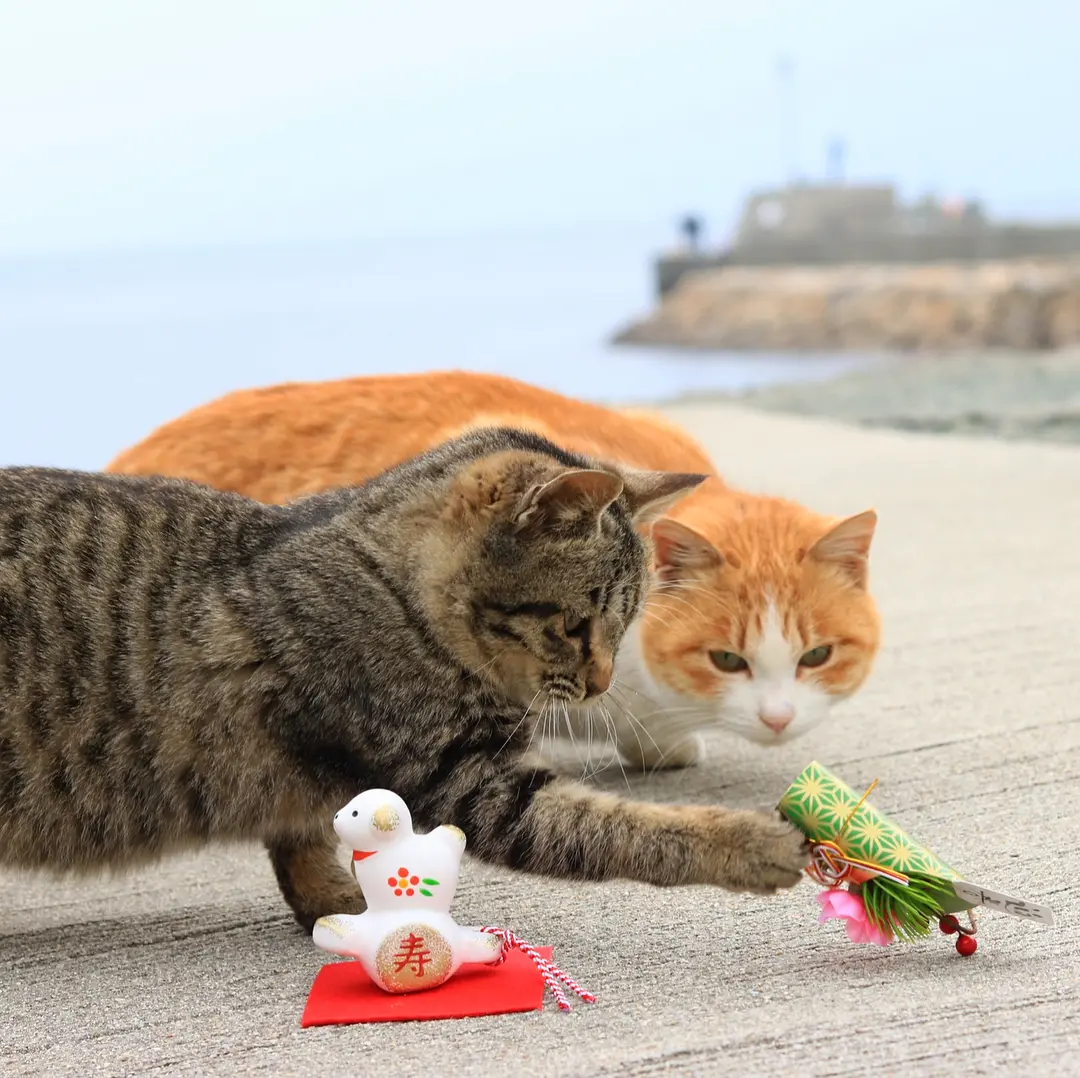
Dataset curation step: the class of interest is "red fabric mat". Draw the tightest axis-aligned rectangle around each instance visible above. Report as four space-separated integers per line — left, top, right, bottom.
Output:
301 946 551 1026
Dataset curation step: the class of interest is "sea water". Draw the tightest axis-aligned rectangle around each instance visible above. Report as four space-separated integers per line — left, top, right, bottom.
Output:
0 227 869 470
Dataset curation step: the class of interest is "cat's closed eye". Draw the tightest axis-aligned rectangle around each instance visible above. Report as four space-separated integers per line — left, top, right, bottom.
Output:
489 601 602 638
798 645 833 669
709 650 749 674
492 601 562 618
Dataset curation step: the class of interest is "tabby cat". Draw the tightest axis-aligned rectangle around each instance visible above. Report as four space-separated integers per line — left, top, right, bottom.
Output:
0 429 809 930
108 371 881 771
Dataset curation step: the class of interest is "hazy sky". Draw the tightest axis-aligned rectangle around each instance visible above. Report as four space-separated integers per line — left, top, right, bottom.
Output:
1 0 1076 255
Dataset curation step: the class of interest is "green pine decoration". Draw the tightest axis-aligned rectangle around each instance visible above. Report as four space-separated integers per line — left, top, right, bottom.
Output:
859 873 959 942
779 761 968 942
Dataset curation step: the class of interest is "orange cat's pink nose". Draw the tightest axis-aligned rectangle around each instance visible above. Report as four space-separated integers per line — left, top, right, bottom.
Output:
759 703 795 734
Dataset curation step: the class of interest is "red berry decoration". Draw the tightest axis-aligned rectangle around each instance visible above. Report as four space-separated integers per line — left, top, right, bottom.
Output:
955 934 978 957
939 915 960 934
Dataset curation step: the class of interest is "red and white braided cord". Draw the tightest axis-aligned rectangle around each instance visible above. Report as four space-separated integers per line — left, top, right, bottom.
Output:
480 927 597 1012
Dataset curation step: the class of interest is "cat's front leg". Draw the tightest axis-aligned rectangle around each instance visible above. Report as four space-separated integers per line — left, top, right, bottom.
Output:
265 827 366 932
468 775 810 895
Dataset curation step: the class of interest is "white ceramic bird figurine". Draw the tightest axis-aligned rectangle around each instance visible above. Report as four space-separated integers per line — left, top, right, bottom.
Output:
312 789 504 993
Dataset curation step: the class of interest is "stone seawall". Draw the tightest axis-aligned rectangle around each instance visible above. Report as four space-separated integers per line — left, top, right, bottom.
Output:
614 259 1080 352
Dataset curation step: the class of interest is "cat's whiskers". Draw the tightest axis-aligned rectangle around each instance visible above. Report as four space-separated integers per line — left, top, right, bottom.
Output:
608 678 665 712
598 701 624 776
467 649 507 683
609 682 725 772
641 604 679 625
580 706 594 782
649 590 711 623
581 699 620 780
608 680 704 720
606 687 666 776
648 582 706 607
614 689 719 729
525 697 559 784
662 579 710 593
627 706 729 767
597 697 633 791
640 608 683 634
650 591 702 620
588 705 616 776
656 579 712 599
520 695 549 762
563 698 595 776
559 698 581 762
645 736 697 771
495 685 544 758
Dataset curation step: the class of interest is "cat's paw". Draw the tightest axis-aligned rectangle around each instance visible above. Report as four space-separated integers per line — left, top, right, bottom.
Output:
713 809 810 895
620 732 706 771
266 835 368 934
291 883 367 934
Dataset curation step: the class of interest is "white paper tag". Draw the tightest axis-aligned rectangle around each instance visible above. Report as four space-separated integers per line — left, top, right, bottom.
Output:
952 880 1055 925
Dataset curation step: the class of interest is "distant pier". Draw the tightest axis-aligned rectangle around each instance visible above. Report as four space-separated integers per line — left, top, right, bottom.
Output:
654 183 1080 298
622 183 1080 352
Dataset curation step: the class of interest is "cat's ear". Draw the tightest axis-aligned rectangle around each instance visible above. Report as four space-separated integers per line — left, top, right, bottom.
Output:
651 517 723 584
809 510 877 587
513 469 623 535
617 469 708 526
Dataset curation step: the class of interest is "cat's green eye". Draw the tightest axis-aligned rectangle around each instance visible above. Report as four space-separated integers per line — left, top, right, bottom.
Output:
799 645 833 669
709 650 749 674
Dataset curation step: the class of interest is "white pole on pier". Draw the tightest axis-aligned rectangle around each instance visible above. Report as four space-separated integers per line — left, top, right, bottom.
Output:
775 53 798 184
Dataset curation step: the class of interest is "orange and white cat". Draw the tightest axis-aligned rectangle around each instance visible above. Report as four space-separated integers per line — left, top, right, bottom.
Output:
107 371 880 770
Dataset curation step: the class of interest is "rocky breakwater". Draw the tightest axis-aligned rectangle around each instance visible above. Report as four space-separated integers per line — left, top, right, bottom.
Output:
613 259 1080 352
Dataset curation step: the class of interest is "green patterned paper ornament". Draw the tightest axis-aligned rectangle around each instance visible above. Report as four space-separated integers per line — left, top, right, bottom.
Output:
778 762 1055 953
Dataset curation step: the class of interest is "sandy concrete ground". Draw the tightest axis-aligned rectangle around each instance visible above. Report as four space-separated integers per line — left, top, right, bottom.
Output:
731 347 1080 443
3 402 1079 1077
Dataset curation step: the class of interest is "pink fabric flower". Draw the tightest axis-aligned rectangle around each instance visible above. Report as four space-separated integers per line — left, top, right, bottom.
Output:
816 887 892 946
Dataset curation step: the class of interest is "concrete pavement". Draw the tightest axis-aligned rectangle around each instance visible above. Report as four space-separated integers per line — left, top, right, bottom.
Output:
3 401 1078 1077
